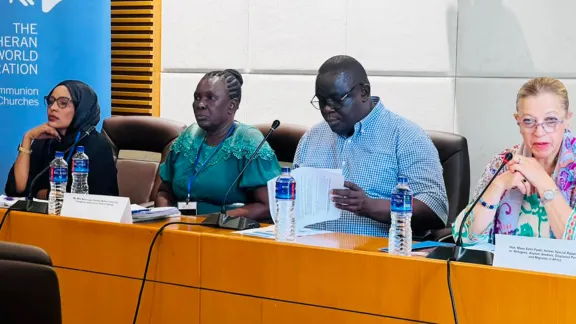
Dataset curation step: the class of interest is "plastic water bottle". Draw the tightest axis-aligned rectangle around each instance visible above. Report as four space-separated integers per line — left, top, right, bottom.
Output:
48 151 68 215
71 146 89 194
388 176 413 256
275 167 296 242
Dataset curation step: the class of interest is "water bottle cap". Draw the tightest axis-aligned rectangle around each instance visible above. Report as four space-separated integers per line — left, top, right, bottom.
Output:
281 167 291 173
55 151 64 158
398 176 408 184
76 146 85 153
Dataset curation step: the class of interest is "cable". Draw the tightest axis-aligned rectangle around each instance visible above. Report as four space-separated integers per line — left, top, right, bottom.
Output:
0 208 14 232
132 221 202 324
447 258 459 324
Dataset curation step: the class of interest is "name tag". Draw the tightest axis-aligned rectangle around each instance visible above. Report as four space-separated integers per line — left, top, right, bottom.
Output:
178 201 197 215
493 234 576 276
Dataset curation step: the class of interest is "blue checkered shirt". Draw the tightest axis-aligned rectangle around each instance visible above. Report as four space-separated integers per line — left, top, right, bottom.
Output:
293 97 448 238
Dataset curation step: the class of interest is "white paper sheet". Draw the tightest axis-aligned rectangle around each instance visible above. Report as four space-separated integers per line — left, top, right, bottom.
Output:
233 225 332 239
267 167 344 229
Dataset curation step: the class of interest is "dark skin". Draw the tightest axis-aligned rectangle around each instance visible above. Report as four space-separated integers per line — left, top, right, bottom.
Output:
316 72 444 231
155 76 271 221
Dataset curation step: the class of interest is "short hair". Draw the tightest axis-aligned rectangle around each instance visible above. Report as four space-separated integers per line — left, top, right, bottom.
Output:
516 77 569 111
203 69 244 102
318 55 369 86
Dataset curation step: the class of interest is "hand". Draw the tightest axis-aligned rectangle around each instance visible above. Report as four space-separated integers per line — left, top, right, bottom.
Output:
493 170 533 195
331 181 373 215
508 156 556 195
25 124 61 141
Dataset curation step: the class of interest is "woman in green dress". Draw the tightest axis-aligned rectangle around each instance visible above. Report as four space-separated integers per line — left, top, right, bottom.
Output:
155 69 281 220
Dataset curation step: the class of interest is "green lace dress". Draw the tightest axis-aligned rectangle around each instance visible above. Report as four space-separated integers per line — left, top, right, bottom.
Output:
159 122 281 214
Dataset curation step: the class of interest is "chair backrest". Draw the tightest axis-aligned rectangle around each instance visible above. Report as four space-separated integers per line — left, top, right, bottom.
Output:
426 130 471 224
102 116 187 204
254 123 308 163
0 242 62 324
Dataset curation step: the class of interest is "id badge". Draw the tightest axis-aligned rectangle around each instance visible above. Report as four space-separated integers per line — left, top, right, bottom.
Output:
178 201 197 216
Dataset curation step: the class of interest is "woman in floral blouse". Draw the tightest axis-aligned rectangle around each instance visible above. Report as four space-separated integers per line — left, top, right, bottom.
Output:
454 77 576 244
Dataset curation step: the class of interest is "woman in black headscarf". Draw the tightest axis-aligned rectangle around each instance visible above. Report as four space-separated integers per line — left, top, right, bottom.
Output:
5 80 119 198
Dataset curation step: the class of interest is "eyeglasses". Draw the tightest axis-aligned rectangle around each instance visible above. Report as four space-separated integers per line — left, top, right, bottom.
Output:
310 83 361 111
44 96 72 109
517 116 565 134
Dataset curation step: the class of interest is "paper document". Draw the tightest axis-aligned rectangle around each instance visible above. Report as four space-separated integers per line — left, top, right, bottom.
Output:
131 205 181 223
233 225 332 239
0 195 48 208
0 195 22 207
267 167 344 229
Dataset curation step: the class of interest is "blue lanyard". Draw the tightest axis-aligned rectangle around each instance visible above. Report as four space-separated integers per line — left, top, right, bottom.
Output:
48 131 81 163
186 123 236 202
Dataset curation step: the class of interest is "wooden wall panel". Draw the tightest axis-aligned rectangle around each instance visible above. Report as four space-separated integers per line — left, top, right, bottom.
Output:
111 0 161 116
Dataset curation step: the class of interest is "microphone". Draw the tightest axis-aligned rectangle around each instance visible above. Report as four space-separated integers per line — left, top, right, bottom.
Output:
427 152 513 265
201 120 281 230
11 126 96 214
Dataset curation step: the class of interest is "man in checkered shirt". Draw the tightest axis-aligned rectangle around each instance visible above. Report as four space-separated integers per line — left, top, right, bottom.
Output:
294 55 448 238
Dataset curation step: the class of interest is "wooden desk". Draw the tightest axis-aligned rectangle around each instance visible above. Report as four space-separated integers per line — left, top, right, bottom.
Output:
1 210 575 324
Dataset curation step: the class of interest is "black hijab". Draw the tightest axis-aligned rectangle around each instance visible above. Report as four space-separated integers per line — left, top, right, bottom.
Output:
49 80 100 147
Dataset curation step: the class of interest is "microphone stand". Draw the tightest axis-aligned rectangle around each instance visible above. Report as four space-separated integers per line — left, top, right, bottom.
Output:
11 126 96 214
201 120 280 231
427 152 513 265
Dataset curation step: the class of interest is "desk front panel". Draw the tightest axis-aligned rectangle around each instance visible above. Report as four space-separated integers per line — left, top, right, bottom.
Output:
56 268 200 324
2 211 201 287
200 233 452 323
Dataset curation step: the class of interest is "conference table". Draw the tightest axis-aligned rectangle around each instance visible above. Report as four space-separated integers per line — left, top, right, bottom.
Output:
0 210 574 324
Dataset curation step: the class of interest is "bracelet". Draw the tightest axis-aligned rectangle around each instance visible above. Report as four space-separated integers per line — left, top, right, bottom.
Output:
479 197 499 210
18 144 32 154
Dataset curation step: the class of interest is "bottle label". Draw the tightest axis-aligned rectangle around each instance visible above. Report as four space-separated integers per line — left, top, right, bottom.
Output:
73 159 89 173
50 167 68 184
391 193 412 213
276 181 296 200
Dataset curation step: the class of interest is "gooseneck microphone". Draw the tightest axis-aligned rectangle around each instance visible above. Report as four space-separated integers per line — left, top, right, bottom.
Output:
201 120 281 230
10 126 96 214
427 152 513 324
428 152 513 264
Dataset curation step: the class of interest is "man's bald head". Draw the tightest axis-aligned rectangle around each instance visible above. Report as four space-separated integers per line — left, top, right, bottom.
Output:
318 55 369 88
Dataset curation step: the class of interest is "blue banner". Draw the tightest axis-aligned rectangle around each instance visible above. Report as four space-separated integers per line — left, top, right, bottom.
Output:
0 0 111 193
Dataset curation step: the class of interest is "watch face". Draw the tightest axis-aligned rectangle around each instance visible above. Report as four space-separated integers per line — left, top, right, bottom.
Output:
544 190 556 200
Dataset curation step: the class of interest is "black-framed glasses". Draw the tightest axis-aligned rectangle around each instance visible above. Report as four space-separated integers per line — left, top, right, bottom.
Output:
44 96 72 109
310 83 362 110
517 115 565 134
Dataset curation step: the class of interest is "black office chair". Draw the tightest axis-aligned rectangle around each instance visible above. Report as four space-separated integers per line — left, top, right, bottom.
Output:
254 123 308 163
424 130 471 242
0 242 62 324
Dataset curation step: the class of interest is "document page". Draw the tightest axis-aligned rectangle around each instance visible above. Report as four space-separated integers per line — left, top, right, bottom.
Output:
267 167 344 229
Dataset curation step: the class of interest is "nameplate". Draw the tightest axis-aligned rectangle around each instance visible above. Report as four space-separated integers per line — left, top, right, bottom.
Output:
493 234 576 276
60 193 132 224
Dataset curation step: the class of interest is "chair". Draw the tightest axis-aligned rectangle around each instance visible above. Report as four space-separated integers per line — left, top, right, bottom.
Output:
102 116 187 205
254 123 308 163
0 242 62 324
425 130 471 242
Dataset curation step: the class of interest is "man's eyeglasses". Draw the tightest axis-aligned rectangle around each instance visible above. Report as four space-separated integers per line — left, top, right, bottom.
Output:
44 96 72 109
310 83 362 111
517 116 564 134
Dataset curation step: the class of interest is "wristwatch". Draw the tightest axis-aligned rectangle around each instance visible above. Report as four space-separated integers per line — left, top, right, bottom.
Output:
17 143 32 154
540 188 559 205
